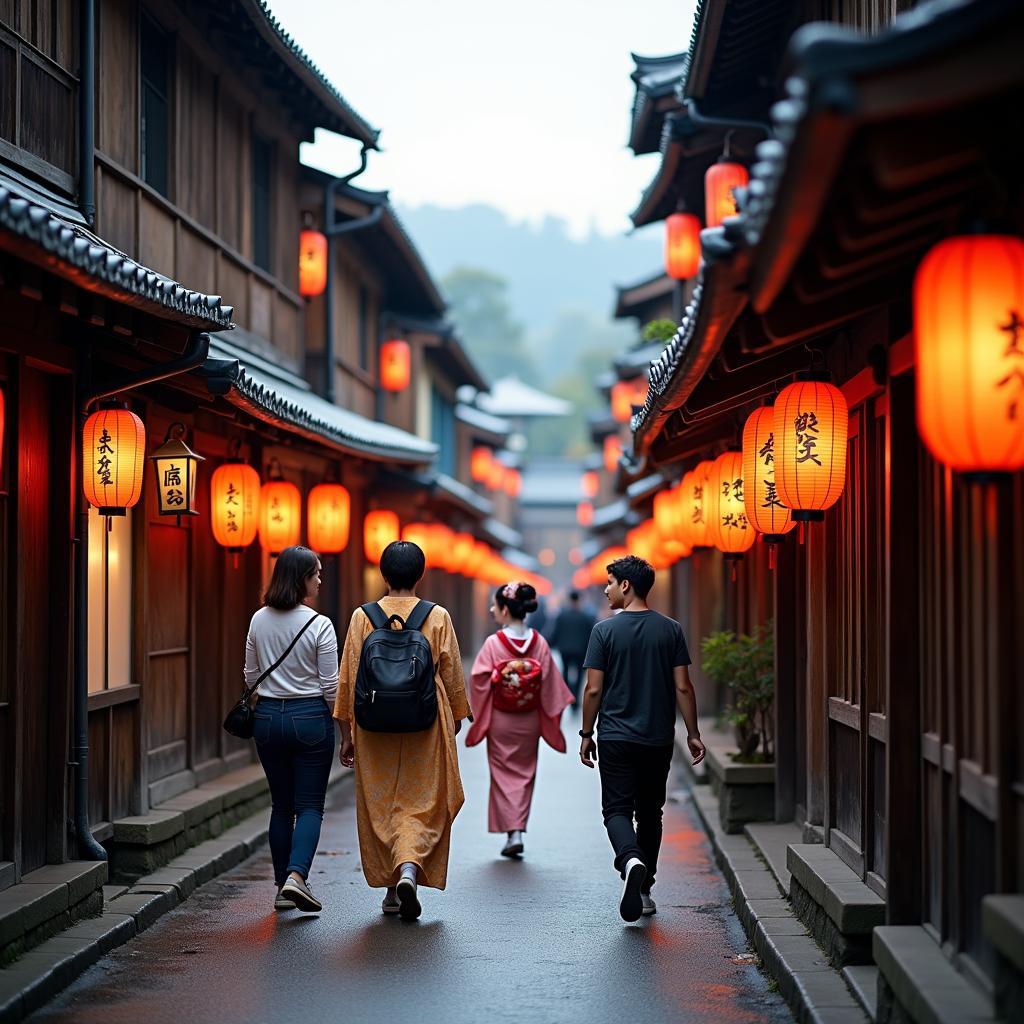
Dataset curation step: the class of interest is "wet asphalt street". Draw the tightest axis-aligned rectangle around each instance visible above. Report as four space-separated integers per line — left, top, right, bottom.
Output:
30 723 792 1024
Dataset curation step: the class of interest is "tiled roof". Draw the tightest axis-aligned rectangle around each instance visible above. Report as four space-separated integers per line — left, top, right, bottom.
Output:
0 184 233 331
628 51 689 155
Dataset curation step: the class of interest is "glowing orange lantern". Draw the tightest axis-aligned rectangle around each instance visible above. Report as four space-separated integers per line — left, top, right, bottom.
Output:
915 235 1024 474
380 339 411 392
705 161 748 228
611 378 648 424
259 473 301 555
773 379 848 521
485 458 505 491
572 568 590 591
503 467 522 498
603 435 622 474
448 532 476 575
581 470 599 498
307 483 351 554
401 522 433 566
680 461 713 547
665 212 701 280
471 446 493 483
298 229 328 298
576 500 594 527
742 407 795 541
707 451 755 556
82 407 146 515
364 509 400 564
653 487 681 540
211 461 261 553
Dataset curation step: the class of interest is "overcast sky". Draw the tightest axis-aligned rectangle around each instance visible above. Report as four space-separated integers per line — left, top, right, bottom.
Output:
268 0 696 238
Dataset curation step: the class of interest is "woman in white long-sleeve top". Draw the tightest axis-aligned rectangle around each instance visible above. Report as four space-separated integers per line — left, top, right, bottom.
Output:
245 545 338 914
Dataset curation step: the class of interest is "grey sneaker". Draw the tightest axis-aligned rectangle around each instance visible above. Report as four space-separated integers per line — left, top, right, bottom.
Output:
274 888 296 911
280 874 322 913
619 858 647 922
641 893 657 916
382 888 401 915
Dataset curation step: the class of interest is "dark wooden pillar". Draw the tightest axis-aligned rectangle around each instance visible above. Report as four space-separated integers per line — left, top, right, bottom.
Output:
774 537 798 823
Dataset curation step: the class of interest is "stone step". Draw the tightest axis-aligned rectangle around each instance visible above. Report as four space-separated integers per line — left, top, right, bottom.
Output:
745 821 803 893
842 965 879 1022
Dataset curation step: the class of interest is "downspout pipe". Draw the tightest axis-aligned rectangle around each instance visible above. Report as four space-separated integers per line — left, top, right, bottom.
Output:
323 144 375 404
72 331 211 860
78 0 95 227
682 98 771 137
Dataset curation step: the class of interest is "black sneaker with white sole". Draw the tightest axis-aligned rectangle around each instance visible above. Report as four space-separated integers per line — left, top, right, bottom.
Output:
280 875 322 913
619 858 647 922
641 893 657 916
396 877 422 921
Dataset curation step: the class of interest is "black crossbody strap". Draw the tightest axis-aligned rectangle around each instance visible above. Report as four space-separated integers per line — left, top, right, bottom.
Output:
404 600 436 633
361 602 389 631
242 613 320 702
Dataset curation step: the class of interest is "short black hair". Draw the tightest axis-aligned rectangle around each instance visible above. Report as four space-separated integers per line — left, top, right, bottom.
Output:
264 545 320 609
380 540 425 590
494 581 538 620
607 554 655 599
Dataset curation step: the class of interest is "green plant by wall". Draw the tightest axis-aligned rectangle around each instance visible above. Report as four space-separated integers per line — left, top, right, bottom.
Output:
700 623 775 763
641 318 677 344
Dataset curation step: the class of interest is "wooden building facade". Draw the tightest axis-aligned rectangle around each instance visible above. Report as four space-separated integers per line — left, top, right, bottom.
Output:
606 1 1024 1020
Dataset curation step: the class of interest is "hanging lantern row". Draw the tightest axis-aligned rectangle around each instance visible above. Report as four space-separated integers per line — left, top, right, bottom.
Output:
469 446 521 498
611 378 648 424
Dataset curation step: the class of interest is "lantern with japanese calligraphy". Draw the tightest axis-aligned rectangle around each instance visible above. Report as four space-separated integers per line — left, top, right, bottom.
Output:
258 469 301 555
611 378 648 424
471 446 493 483
364 509 400 564
705 161 748 229
211 461 260 556
773 378 848 520
665 212 701 280
82 407 146 516
380 339 411 392
707 451 755 557
581 470 599 499
307 483 350 554
298 229 328 298
149 422 204 520
603 435 622 474
742 406 795 555
914 235 1024 475
679 461 713 547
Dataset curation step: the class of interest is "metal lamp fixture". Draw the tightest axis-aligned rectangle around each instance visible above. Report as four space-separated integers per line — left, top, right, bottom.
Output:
150 422 204 522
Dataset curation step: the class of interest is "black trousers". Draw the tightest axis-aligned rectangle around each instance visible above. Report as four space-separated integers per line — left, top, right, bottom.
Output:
561 653 586 703
598 739 674 890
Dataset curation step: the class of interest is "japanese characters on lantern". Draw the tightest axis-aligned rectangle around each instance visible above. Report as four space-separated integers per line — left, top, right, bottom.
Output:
665 212 701 280
149 423 204 519
707 451 755 556
742 407 795 541
773 379 848 520
82 407 146 515
680 460 713 548
259 474 301 555
914 235 1024 474
298 229 328 298
211 462 260 553
307 483 351 554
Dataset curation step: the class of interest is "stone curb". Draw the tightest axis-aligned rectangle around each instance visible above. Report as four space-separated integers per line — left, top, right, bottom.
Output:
0 768 352 1024
681 742 868 1024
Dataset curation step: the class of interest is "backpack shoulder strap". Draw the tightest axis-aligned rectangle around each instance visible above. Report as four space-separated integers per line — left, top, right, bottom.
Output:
404 600 436 633
361 602 389 631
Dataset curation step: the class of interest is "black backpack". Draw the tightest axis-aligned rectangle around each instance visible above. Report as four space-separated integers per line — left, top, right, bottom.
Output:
354 601 438 733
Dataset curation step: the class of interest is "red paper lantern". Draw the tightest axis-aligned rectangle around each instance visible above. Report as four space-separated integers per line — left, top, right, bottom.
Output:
707 451 755 556
742 407 795 540
680 460 713 548
665 212 701 280
503 467 522 498
653 488 679 540
486 459 506 491
603 435 622 474
915 235 1024 474
364 509 400 564
705 161 748 228
581 470 599 499
471 446 493 483
380 339 411 392
611 378 648 424
773 379 848 521
211 462 261 552
82 408 146 515
298 229 328 297
259 477 301 555
307 483 351 554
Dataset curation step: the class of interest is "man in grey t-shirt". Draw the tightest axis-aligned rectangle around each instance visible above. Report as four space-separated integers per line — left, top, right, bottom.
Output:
579 555 705 922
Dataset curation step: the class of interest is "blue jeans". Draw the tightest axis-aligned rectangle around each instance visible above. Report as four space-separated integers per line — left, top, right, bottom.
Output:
253 697 335 886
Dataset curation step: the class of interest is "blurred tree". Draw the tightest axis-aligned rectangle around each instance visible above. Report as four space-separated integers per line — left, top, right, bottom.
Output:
642 318 678 344
441 267 537 385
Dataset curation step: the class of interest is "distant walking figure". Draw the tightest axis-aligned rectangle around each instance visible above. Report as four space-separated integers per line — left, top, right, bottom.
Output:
550 590 596 706
334 541 471 921
246 546 339 914
578 555 705 922
467 582 574 858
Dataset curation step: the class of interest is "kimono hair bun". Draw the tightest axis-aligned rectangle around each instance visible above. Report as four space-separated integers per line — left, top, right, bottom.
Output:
497 581 539 616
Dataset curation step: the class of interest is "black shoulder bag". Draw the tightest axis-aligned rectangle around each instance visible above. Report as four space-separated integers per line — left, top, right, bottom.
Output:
223 614 321 739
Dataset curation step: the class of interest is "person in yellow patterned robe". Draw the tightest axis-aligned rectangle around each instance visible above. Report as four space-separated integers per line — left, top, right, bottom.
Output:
334 540 471 921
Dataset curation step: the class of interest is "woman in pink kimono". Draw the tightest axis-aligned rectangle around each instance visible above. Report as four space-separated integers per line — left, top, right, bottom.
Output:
466 581 574 858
